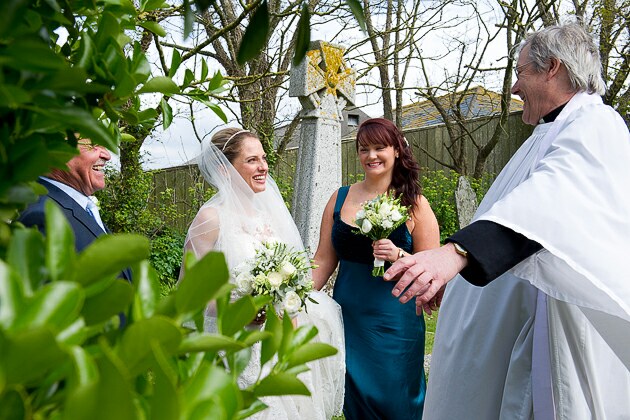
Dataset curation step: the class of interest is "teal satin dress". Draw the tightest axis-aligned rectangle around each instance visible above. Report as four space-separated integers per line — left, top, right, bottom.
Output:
332 186 426 419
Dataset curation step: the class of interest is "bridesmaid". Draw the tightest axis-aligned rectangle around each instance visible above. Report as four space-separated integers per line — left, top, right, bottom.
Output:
312 118 440 419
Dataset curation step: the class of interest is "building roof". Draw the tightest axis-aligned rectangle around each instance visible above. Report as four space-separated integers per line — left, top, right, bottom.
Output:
397 86 523 130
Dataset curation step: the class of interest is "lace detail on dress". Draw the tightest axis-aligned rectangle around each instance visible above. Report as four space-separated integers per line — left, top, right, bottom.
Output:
242 216 275 243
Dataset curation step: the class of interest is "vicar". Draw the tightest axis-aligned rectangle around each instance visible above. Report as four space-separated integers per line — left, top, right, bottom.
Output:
385 23 630 419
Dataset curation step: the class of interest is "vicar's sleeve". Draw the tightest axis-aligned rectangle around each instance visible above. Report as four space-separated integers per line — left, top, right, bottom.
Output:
447 220 543 286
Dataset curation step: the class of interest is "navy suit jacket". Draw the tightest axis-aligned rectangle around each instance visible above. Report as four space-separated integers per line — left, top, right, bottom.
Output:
19 179 132 282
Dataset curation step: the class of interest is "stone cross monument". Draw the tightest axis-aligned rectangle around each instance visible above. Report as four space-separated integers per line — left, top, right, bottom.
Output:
289 41 355 252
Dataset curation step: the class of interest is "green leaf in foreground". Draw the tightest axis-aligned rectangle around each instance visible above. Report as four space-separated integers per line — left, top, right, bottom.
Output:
285 342 338 368
73 234 150 285
236 0 269 64
254 372 310 397
176 251 229 316
137 76 180 95
293 2 311 66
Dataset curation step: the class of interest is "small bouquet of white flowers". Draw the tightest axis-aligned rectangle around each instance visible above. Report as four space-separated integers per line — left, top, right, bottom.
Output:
232 241 315 318
354 191 410 277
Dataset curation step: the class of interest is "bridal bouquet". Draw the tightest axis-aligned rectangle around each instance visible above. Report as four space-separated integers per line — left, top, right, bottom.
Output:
231 241 315 317
354 191 410 277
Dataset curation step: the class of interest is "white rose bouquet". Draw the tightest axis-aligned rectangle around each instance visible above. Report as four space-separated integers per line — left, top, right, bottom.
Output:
354 191 410 277
231 241 315 318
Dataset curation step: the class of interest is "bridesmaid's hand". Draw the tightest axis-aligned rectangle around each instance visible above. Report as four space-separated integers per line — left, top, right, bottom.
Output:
373 239 400 263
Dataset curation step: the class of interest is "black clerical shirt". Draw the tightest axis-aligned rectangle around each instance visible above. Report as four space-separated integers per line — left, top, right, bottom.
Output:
447 103 567 286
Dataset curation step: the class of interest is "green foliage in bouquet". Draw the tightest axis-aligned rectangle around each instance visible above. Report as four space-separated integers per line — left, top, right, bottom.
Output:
354 191 410 276
0 203 338 419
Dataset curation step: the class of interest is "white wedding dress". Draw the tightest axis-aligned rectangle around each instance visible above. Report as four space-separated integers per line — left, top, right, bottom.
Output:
184 141 345 419
202 214 345 420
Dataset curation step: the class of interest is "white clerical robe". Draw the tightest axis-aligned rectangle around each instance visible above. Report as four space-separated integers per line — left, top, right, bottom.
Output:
424 92 630 420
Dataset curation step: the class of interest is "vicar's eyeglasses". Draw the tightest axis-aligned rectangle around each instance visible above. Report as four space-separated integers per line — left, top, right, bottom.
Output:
514 61 533 79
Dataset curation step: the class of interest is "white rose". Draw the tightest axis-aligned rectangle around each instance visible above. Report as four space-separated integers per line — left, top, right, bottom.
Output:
378 203 392 217
355 209 366 220
235 272 254 295
268 272 284 289
382 219 393 229
361 219 373 234
391 209 403 222
283 290 302 314
279 261 297 279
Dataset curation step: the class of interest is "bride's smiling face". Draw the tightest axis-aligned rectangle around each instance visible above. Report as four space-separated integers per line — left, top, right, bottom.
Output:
233 136 268 193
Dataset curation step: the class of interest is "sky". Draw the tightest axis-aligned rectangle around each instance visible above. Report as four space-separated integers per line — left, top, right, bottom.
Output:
115 0 508 171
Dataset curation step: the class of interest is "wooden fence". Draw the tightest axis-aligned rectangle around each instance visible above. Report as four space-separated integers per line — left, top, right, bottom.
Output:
152 112 532 233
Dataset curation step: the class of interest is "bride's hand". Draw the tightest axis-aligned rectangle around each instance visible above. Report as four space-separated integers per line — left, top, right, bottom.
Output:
251 309 266 325
373 239 400 262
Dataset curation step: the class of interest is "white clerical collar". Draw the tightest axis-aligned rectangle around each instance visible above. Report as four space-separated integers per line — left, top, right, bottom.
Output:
40 176 92 210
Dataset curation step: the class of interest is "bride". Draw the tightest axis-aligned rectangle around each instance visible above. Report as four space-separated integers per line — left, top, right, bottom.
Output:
183 127 345 419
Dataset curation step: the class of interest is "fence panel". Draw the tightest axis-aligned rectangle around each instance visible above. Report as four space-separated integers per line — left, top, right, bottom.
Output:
150 112 531 233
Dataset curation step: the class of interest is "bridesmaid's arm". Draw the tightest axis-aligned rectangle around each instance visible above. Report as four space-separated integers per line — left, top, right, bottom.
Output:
312 191 339 291
409 195 441 315
410 195 440 253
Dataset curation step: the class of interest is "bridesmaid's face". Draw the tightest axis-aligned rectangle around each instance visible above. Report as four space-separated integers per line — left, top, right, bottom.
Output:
358 143 396 178
233 137 268 193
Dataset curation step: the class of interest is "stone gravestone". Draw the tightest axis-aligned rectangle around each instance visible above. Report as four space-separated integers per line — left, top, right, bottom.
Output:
289 41 355 252
454 176 478 228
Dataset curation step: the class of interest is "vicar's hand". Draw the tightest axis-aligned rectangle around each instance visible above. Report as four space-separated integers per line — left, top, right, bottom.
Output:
383 243 467 306
418 285 446 316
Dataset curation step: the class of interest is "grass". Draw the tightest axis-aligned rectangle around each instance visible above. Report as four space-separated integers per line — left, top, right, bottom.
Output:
424 309 439 355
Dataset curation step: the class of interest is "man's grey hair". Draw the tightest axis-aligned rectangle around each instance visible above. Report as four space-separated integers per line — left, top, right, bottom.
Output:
520 23 606 95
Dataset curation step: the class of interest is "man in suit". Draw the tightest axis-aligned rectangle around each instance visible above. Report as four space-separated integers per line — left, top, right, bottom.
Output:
19 137 131 282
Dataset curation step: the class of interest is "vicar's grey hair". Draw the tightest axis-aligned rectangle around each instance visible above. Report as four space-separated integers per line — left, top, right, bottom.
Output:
520 23 606 95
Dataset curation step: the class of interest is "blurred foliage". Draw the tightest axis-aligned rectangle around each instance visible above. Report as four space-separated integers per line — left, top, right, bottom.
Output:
1 0 362 417
0 203 337 418
421 170 493 242
0 0 187 253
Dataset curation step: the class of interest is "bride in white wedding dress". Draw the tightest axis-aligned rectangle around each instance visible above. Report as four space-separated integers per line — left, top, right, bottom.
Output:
183 128 345 419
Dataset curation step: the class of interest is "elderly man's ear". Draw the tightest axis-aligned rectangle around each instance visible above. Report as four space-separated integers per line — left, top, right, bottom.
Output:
546 57 564 80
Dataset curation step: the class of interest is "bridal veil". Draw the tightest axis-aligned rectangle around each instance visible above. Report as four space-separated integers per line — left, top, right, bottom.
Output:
183 137 345 419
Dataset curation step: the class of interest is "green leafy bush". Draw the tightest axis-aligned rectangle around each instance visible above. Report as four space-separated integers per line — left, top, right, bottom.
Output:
96 167 180 236
1 203 337 418
96 167 188 292
151 231 186 295
421 170 493 242
1 1 351 416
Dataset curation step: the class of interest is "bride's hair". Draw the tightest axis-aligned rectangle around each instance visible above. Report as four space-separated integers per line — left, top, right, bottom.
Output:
211 128 257 163
356 118 422 209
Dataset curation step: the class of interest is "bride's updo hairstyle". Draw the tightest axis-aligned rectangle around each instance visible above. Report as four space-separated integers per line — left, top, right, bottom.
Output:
211 128 257 163
356 118 421 209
